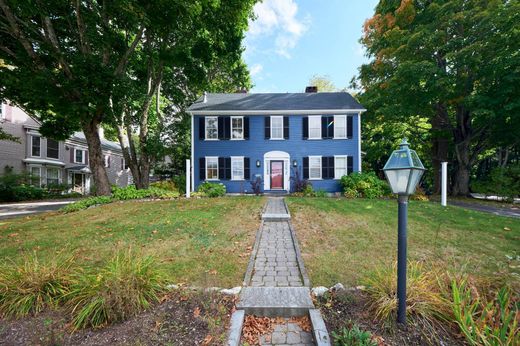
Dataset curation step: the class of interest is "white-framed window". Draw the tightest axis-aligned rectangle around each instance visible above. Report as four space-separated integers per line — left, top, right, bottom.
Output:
309 156 322 180
270 116 284 140
31 135 41 157
46 138 60 159
231 116 244 140
74 148 86 164
334 155 348 179
334 115 347 139
231 157 244 180
29 166 41 187
205 116 218 140
308 116 321 139
46 167 60 186
205 156 218 180
104 155 110 168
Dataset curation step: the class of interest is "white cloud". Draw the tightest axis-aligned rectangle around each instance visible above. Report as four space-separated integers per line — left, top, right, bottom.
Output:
247 0 310 58
250 63 263 77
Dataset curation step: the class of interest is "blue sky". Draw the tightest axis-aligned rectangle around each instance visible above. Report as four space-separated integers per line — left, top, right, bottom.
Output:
244 0 378 93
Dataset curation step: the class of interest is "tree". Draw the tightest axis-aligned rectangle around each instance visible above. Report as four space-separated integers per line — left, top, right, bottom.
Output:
355 0 520 195
308 74 337 92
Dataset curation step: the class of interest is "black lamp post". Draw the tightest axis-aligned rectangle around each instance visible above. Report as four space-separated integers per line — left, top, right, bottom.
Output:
383 139 425 325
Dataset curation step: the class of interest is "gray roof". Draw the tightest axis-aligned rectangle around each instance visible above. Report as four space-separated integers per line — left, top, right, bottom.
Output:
187 92 365 113
70 132 122 152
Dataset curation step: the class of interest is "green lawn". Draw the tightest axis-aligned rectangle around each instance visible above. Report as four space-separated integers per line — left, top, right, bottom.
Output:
287 197 520 288
0 197 264 287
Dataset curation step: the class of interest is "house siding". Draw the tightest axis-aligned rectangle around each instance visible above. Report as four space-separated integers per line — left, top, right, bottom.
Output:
193 114 361 193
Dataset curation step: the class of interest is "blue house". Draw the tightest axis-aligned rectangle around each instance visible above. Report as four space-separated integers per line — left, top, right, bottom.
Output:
187 90 366 193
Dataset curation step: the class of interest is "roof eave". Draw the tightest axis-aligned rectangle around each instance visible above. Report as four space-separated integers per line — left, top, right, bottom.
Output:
188 109 367 116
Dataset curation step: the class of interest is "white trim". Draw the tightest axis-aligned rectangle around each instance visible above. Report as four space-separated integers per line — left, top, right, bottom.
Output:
334 155 348 179
263 151 290 191
358 113 362 172
270 116 284 140
30 135 41 157
230 116 244 140
28 165 42 187
45 166 61 185
308 116 322 140
23 158 66 166
308 155 322 180
333 115 347 139
74 148 86 164
190 109 367 116
205 116 219 140
205 156 219 181
191 115 194 191
231 156 244 181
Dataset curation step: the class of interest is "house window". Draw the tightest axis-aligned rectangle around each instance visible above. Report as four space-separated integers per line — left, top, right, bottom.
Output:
46 167 60 186
309 156 322 179
270 116 284 139
46 138 59 159
231 116 244 139
104 155 110 168
205 157 218 180
74 148 85 164
231 157 244 180
334 115 347 139
335 156 348 179
31 136 41 157
30 166 41 186
205 117 218 140
308 116 321 139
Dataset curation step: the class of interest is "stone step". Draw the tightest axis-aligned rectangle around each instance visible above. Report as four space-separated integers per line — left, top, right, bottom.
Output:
261 213 291 221
237 287 314 317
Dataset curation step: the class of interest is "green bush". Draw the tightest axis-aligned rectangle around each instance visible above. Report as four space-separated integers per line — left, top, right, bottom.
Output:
340 172 391 199
61 196 112 213
112 185 179 200
0 172 46 202
471 164 520 202
332 324 378 346
150 180 178 192
0 253 74 317
197 181 226 197
172 175 186 194
67 250 166 329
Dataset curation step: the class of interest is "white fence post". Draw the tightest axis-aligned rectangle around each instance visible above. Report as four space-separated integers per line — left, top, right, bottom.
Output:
186 159 191 198
441 161 447 206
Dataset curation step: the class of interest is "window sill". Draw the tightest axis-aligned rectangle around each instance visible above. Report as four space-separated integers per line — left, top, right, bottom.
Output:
230 138 245 141
333 137 347 140
308 178 322 181
231 178 245 181
204 138 219 141
269 138 285 141
307 138 322 140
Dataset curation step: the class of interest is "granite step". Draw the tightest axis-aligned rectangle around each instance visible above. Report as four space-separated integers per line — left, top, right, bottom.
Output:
237 287 314 317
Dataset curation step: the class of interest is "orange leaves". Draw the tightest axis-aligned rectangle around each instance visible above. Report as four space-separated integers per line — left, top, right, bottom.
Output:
193 306 201 318
289 315 312 332
241 315 284 345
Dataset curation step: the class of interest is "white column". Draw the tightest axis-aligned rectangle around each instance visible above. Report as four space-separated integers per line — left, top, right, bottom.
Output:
185 159 191 198
441 161 447 206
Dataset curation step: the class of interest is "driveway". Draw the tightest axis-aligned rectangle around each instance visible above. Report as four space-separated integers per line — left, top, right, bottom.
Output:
449 200 520 219
0 199 79 220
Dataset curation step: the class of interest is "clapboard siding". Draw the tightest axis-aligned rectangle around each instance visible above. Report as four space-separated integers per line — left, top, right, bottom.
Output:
193 114 361 193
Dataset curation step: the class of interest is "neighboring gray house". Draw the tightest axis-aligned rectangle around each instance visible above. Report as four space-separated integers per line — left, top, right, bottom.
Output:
0 103 131 194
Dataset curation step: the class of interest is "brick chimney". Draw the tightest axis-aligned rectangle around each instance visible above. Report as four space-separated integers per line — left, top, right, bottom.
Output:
305 86 318 93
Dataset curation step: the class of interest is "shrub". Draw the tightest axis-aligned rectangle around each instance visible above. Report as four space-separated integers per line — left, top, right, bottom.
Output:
340 172 391 199
197 181 226 197
112 185 179 200
291 168 311 193
332 324 378 346
250 176 262 195
452 280 519 346
171 175 186 194
150 180 178 192
471 164 520 202
67 250 166 329
0 171 47 202
61 196 112 213
0 253 74 317
363 261 451 328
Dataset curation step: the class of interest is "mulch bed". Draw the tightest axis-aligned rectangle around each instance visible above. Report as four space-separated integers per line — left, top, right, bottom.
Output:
316 289 464 346
0 290 234 346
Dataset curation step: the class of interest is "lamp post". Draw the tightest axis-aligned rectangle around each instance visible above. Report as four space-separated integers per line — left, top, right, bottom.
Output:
383 139 425 325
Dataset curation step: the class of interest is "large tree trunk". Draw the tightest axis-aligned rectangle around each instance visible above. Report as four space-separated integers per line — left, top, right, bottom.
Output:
431 103 450 194
82 117 111 195
451 106 472 196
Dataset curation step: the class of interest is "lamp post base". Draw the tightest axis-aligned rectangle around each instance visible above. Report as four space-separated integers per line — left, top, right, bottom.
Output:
397 195 408 324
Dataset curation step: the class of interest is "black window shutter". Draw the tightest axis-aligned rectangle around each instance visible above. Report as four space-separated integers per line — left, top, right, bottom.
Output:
244 117 250 139
217 117 224 139
283 116 289 139
347 116 353 139
199 157 206 180
244 157 250 180
225 157 231 179
321 116 327 139
218 157 225 180
303 157 309 179
224 117 231 139
329 157 335 179
264 116 270 139
322 157 327 179
199 117 205 140
347 156 353 174
302 117 308 139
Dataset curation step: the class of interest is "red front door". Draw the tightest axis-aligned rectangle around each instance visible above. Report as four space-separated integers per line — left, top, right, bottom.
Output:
270 161 284 189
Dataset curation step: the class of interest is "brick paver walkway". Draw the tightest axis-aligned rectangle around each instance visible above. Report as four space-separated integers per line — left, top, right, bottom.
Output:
263 197 287 214
258 319 314 345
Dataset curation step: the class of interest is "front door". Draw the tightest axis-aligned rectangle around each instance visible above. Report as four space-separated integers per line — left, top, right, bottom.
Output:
72 173 85 194
270 161 284 190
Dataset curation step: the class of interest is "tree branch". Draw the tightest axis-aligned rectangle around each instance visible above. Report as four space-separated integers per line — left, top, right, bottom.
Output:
114 26 145 77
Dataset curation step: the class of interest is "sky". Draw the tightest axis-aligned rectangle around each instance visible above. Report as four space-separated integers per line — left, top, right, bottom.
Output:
244 0 379 93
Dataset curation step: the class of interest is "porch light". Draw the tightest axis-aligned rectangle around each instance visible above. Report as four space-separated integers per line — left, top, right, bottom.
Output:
382 138 425 325
292 160 298 167
256 159 261 167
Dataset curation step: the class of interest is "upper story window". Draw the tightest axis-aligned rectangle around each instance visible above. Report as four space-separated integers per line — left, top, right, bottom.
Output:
46 138 59 159
231 116 244 140
31 135 41 157
205 116 218 140
309 156 322 179
308 116 321 139
334 115 346 139
231 157 244 180
74 148 86 164
270 116 284 140
205 157 218 180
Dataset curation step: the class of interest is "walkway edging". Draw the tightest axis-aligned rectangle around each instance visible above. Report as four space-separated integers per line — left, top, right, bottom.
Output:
243 219 265 286
284 199 311 288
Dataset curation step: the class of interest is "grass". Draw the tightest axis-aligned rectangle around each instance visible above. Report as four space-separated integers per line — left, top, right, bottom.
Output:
286 197 520 288
0 197 264 287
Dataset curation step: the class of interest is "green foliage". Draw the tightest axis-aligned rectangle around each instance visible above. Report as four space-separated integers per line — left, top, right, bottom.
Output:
0 172 45 202
471 164 520 202
332 324 378 346
61 196 113 213
452 280 519 346
112 185 179 200
67 250 166 329
0 253 74 317
340 172 391 199
172 175 187 194
197 182 226 197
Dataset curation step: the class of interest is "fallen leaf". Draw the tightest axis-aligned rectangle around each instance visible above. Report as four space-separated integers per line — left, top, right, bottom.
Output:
193 307 201 318
202 335 213 346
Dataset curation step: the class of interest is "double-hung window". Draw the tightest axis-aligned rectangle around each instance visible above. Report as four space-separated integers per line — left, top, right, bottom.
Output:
30 166 41 186
46 138 59 159
231 157 244 180
205 157 218 180
334 156 348 179
46 167 60 186
333 115 347 139
308 116 321 139
74 148 85 164
270 116 284 139
309 156 322 179
31 136 41 157
231 116 244 140
205 117 218 140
